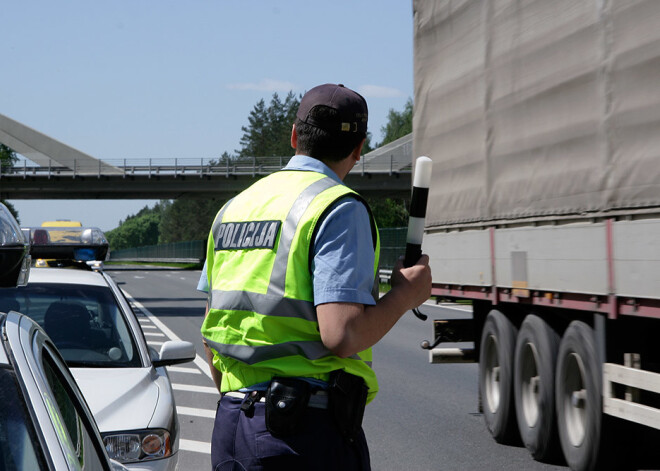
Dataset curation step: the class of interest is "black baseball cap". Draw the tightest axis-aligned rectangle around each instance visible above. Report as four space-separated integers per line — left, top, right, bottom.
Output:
296 83 368 136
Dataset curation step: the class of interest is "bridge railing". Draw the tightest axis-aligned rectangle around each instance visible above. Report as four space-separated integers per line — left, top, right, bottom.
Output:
0 156 412 178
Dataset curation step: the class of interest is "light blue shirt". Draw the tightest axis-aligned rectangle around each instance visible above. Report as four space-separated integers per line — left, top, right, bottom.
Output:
197 155 376 306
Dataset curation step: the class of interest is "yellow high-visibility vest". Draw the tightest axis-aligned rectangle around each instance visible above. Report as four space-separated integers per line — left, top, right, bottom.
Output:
201 169 380 402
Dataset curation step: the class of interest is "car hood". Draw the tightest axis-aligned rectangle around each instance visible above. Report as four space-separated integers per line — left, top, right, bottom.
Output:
72 367 159 433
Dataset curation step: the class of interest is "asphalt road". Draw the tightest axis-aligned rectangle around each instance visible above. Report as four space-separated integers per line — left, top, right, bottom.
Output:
106 267 569 471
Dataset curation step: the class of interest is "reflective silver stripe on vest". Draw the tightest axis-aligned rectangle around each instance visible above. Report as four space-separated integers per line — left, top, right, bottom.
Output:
205 337 331 365
204 337 362 364
210 289 317 322
209 200 233 310
267 176 340 297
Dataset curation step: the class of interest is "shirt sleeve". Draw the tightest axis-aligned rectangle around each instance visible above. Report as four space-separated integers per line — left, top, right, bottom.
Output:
197 260 209 293
312 197 376 306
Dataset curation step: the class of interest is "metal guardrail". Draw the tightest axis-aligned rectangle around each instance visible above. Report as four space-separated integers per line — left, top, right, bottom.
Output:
109 240 205 263
0 156 412 179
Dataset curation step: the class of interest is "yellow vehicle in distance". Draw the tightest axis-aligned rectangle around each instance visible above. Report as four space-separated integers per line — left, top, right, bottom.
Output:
41 219 83 227
40 220 83 244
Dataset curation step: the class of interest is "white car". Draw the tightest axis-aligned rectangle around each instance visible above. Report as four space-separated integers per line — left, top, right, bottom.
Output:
0 311 129 471
0 202 127 470
0 266 195 470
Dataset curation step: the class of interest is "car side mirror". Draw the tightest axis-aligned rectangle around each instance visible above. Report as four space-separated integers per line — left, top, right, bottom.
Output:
152 340 196 368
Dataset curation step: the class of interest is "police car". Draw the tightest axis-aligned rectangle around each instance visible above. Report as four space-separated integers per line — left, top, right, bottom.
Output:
1 224 195 471
0 204 128 470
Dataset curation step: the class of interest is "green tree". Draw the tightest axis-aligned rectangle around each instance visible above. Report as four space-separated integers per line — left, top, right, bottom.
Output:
365 98 414 227
106 213 161 250
379 97 413 147
367 197 409 227
106 203 168 250
159 198 225 244
361 132 374 155
237 92 300 161
1 200 20 224
219 151 233 164
0 144 18 168
237 98 269 160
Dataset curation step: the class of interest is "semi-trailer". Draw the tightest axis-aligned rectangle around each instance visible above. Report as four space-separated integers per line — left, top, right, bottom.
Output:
412 1 660 469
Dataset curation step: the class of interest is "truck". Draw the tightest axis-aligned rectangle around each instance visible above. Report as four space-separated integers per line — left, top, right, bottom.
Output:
412 1 660 470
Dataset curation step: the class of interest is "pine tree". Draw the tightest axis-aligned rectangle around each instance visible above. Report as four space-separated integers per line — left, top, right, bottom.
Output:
237 99 268 160
236 91 300 163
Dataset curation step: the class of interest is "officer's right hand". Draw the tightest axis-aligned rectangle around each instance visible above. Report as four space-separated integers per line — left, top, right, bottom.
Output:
390 254 432 311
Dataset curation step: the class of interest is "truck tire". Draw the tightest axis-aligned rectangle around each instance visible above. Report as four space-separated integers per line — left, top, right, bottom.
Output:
514 315 560 461
479 309 518 443
555 321 601 471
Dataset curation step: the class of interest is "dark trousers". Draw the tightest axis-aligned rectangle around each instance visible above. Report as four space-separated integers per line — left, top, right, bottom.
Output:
211 394 371 471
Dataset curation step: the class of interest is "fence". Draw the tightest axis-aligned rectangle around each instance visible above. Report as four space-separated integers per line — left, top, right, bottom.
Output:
109 240 205 263
108 228 408 269
378 227 407 270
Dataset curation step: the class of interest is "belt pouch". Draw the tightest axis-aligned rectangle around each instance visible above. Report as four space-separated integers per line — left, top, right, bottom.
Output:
328 370 368 441
265 377 311 437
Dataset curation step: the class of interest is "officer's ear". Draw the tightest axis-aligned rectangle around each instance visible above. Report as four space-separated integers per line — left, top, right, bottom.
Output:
291 124 298 149
350 138 365 163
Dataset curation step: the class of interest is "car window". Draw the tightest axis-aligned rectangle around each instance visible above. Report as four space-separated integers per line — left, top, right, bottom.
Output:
0 283 140 368
0 367 46 470
41 352 106 471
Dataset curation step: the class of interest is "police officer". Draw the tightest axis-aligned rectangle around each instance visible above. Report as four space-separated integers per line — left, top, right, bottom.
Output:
200 83 431 470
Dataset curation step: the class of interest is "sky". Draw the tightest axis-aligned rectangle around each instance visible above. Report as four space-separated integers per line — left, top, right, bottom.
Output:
1 1 414 232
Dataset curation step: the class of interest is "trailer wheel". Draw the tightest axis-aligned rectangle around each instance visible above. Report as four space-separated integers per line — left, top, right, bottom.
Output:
479 309 518 443
556 321 601 471
514 315 560 461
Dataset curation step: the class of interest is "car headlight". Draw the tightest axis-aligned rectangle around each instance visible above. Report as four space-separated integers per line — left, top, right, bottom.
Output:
102 429 172 463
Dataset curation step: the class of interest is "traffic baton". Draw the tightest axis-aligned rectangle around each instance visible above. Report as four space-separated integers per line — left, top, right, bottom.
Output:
404 156 432 320
404 156 432 267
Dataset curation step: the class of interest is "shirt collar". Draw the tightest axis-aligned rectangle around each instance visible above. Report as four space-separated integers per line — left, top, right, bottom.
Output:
283 155 343 184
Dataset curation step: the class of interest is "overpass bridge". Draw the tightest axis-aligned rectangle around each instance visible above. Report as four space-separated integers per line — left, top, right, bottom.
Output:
0 112 412 200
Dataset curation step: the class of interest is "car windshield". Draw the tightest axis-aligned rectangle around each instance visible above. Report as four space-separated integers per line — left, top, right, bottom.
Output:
0 367 46 470
0 283 141 368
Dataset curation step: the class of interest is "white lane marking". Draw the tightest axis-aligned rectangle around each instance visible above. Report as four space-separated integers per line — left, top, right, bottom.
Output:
179 439 211 455
122 291 213 380
140 324 157 329
133 276 145 279
119 290 214 459
423 301 472 312
144 332 166 337
177 406 216 419
192 355 214 379
148 340 165 346
172 383 219 395
167 366 201 375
